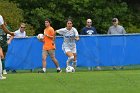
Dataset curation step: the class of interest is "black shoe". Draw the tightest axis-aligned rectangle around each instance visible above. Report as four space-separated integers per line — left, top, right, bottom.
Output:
120 66 124 70
57 69 62 73
38 70 45 73
30 69 34 72
112 66 117 70
12 70 17 73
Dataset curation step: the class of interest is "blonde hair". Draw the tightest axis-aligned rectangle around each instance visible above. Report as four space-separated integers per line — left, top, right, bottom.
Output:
20 23 26 27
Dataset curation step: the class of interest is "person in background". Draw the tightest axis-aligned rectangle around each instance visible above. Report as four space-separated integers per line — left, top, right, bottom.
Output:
7 23 26 44
108 18 126 70
0 15 14 80
81 19 101 71
7 23 26 73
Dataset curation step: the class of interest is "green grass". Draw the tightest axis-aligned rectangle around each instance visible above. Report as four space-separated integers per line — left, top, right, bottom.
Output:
0 69 140 93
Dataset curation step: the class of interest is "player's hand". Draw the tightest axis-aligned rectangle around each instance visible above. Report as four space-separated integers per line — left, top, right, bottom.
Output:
75 37 79 41
10 32 15 36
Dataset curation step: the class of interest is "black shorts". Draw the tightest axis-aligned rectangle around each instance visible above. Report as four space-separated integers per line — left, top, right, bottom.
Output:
0 35 8 53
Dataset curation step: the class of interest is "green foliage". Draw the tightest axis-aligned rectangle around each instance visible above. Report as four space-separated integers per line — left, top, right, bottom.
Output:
7 0 140 34
0 0 35 35
0 0 23 30
126 23 140 33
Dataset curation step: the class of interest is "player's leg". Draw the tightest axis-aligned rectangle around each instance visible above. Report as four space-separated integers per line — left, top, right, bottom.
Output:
0 47 6 79
0 57 3 79
42 50 48 72
49 50 62 73
1 35 8 74
2 51 7 74
65 51 74 67
38 50 48 73
63 46 74 67
72 53 77 69
71 45 77 69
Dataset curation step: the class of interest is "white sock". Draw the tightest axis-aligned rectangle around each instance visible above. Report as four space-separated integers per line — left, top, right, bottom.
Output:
66 61 70 67
57 67 60 70
72 61 77 68
42 68 46 72
0 58 2 78
66 56 74 67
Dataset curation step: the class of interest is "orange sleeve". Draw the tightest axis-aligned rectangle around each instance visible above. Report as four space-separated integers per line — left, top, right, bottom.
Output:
48 27 55 37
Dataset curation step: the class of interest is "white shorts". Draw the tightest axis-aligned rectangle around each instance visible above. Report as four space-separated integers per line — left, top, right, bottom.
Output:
62 44 77 53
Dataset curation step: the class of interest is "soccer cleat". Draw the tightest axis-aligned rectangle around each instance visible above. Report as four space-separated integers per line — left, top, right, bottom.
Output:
112 66 117 70
120 66 124 70
88 67 93 71
96 66 102 70
38 70 45 73
0 76 6 80
57 69 62 73
3 70 7 75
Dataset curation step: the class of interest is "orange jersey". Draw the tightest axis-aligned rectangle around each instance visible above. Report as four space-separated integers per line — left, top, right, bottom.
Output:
43 26 55 50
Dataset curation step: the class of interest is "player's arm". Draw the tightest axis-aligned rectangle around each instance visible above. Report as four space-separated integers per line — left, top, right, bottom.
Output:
55 28 65 35
44 29 54 39
1 24 14 36
44 34 54 39
74 28 80 41
55 30 59 34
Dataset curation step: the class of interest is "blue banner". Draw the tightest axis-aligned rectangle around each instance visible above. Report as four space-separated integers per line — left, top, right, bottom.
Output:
5 34 140 70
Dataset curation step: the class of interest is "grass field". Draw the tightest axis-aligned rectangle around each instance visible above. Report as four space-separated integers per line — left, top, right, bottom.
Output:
0 69 140 93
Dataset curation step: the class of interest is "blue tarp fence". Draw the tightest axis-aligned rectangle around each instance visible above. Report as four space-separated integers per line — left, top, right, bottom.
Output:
5 34 140 70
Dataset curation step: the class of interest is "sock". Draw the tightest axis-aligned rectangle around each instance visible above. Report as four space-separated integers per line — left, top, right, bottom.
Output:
0 58 2 77
42 68 46 72
72 61 77 69
2 59 5 70
56 67 60 70
66 56 74 67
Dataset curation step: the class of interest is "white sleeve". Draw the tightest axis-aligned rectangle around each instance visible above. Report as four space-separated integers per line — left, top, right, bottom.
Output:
107 27 111 34
56 28 66 35
24 31 26 37
122 26 126 34
73 27 79 36
0 15 4 26
14 31 19 38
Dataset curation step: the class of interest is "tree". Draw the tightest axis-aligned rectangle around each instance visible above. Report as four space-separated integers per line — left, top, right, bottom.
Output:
0 0 23 30
9 0 140 34
0 0 35 35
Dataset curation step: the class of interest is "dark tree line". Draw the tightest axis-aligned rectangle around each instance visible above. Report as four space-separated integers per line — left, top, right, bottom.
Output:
5 0 140 35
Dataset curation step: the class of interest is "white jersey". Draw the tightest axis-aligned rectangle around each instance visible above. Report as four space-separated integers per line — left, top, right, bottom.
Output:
0 15 4 26
57 27 79 44
57 27 79 53
14 29 26 38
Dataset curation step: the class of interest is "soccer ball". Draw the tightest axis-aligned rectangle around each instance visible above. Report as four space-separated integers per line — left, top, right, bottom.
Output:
37 34 44 40
66 66 75 73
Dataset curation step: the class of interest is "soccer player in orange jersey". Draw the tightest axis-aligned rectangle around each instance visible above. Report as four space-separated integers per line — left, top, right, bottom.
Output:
38 18 62 73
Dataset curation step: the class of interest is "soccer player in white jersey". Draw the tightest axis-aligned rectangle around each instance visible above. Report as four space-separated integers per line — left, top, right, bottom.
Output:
56 19 79 69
